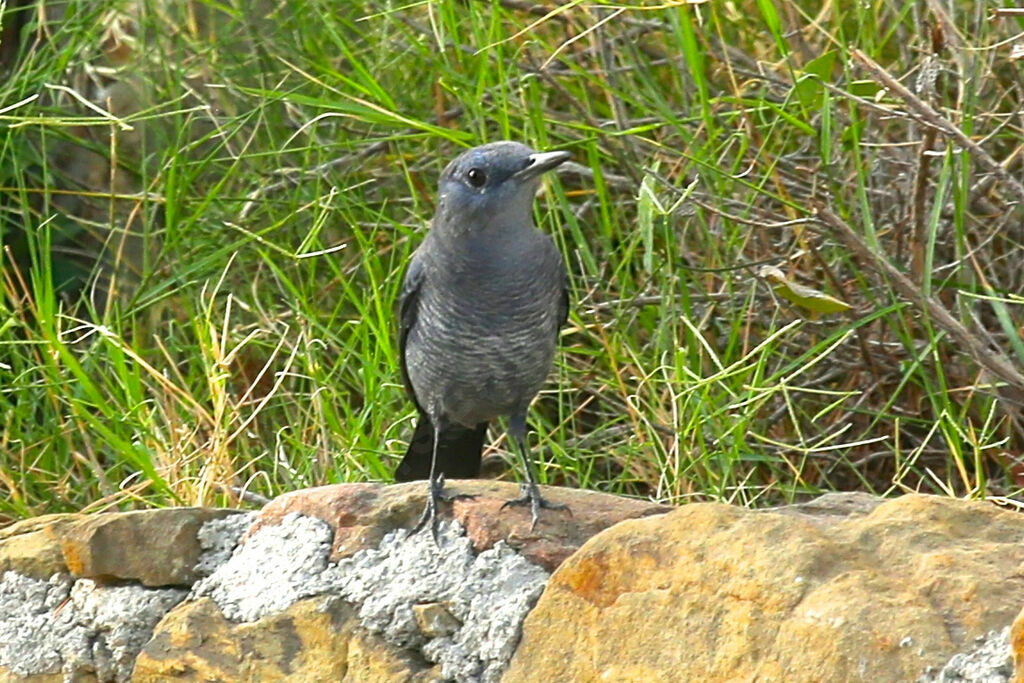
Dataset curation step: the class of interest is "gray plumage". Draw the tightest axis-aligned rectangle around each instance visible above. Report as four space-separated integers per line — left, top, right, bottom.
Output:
395 141 571 538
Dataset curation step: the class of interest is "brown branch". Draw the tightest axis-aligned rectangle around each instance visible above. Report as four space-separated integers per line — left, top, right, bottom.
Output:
814 205 1024 405
851 48 1024 203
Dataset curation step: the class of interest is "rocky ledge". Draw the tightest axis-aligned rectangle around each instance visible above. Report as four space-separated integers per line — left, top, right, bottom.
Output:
0 483 1021 681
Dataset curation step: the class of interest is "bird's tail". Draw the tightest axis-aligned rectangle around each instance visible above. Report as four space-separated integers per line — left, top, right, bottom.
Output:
394 414 488 482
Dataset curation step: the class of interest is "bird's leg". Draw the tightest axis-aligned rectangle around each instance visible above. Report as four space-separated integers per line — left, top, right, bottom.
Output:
501 412 570 529
412 414 446 543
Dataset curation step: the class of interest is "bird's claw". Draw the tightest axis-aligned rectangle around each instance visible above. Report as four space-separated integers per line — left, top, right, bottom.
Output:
412 474 476 544
412 492 441 543
440 491 477 504
412 474 446 544
501 482 570 530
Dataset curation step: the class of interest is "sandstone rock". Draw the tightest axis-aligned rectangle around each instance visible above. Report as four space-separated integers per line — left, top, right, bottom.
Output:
346 626 441 682
132 596 432 681
59 508 243 587
1 508 245 585
1012 605 1024 683
0 515 75 580
413 603 461 638
0 515 76 543
257 480 670 572
769 490 884 523
0 670 71 682
4 488 1020 682
505 494 1024 682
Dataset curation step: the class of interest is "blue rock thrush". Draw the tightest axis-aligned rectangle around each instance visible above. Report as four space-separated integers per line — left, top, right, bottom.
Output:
394 141 572 538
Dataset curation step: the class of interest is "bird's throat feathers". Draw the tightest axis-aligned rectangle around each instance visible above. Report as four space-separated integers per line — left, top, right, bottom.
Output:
431 198 538 246
424 215 546 276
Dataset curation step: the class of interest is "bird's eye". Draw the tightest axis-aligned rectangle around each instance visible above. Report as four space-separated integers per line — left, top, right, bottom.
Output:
466 168 487 188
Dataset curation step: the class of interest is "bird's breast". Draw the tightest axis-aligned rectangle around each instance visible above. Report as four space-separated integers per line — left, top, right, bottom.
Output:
405 243 564 425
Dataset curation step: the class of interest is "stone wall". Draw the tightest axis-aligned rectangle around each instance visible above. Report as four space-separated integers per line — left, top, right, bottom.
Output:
0 483 1021 681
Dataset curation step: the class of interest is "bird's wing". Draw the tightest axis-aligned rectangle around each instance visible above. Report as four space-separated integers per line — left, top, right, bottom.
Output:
398 250 425 409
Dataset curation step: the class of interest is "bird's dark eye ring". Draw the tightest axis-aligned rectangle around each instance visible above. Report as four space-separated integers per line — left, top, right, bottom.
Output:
466 168 486 188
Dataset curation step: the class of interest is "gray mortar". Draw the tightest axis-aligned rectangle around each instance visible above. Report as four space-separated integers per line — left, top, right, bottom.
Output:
192 512 549 682
918 628 1013 683
193 511 257 578
192 512 333 618
0 571 186 681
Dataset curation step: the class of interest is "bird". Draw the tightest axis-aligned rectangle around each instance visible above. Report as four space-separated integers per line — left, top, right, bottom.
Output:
394 140 572 539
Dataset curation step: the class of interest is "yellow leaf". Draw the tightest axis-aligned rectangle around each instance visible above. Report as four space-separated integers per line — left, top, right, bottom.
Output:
758 265 852 316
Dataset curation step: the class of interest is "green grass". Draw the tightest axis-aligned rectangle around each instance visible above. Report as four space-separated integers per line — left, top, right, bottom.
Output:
2 0 1023 523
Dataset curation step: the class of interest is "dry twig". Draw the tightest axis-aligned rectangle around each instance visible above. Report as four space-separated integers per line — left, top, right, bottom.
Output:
851 48 1024 203
815 205 1024 405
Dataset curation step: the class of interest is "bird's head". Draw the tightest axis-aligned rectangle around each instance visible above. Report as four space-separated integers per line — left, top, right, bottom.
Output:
433 141 570 233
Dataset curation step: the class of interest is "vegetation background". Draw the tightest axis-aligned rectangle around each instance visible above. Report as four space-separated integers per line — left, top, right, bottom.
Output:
2 0 1023 524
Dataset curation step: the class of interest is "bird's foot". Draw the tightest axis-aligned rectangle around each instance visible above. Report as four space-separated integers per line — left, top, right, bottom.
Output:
412 493 441 544
411 475 476 544
439 490 477 504
412 474 448 543
501 482 571 530
431 472 477 505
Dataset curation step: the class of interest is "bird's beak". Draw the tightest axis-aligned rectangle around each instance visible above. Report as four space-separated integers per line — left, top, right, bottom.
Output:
514 150 571 180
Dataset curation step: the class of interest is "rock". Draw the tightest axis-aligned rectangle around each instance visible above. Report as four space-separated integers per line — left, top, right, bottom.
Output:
505 494 1024 682
256 480 670 572
0 510 247 585
769 490 884 523
253 482 386 558
413 603 461 638
0 669 66 682
191 512 335 623
0 507 252 682
1011 605 1024 683
452 482 671 572
191 512 257 578
345 627 441 682
3 489 1021 682
1 483 663 682
59 508 244 587
0 515 75 580
132 596 431 681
